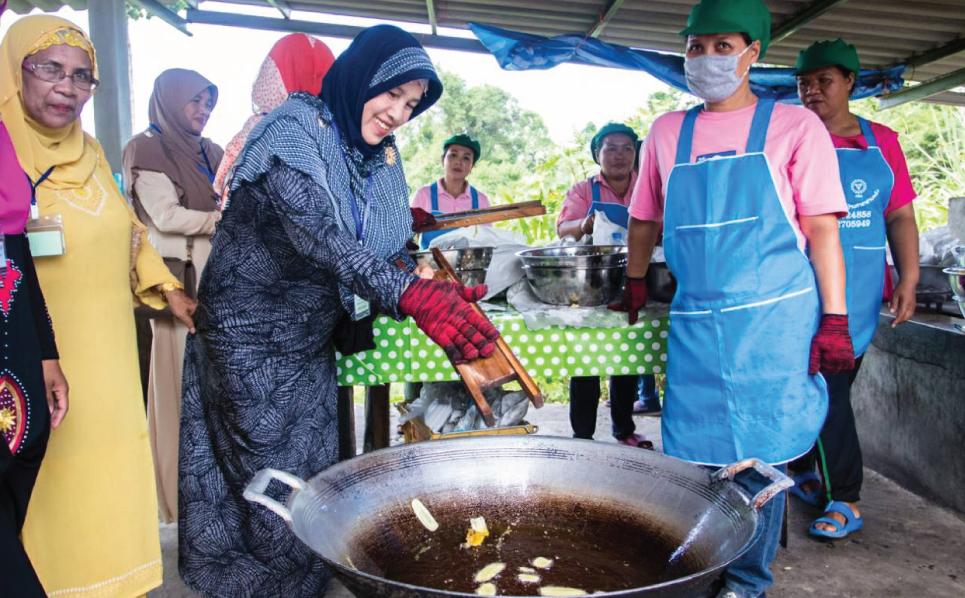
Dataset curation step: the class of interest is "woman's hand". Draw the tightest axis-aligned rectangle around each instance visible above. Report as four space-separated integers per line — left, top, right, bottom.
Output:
399 279 499 364
42 359 69 429
166 289 198 333
414 263 435 279
890 278 917 327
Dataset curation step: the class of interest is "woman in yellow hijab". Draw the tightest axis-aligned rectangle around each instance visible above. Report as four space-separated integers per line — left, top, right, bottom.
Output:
0 15 193 598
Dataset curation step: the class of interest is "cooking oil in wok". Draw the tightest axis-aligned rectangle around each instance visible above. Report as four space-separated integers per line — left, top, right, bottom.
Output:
350 495 708 595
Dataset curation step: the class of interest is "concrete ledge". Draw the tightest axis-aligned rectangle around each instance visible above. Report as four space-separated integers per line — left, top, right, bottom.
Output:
853 311 965 515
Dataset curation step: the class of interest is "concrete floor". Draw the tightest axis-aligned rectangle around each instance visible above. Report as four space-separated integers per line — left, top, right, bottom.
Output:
150 402 965 598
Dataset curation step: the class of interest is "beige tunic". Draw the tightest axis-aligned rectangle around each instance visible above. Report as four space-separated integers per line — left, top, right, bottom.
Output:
133 169 218 523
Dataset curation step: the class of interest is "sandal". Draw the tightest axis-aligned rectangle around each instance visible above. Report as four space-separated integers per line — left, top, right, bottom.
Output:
809 501 863 540
617 433 654 450
789 471 823 507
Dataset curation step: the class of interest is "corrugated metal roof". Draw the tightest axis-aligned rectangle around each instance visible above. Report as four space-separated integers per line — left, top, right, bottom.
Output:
9 0 965 103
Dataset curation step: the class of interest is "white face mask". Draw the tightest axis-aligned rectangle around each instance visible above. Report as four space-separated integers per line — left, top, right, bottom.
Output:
684 46 752 103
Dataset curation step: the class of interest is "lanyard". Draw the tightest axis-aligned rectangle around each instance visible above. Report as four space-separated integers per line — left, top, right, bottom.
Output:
197 144 216 185
26 166 55 219
331 122 373 243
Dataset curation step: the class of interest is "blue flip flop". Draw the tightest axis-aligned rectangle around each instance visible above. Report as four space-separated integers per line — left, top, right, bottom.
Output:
809 500 863 539
789 471 822 507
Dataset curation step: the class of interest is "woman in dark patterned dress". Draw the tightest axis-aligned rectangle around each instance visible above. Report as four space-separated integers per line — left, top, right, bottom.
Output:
178 25 499 598
0 3 69 591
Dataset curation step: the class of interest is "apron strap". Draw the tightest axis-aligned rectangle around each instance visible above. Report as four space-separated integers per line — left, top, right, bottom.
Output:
674 105 703 165
857 117 878 148
470 186 479 210
430 182 439 212
745 99 776 154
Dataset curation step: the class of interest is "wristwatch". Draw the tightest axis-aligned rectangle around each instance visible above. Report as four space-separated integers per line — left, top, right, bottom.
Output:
158 281 184 299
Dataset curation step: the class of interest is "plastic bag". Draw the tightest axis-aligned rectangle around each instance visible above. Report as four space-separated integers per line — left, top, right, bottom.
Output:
591 211 627 246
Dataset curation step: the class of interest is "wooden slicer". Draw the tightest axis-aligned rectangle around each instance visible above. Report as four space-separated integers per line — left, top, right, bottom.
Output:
431 248 544 427
414 200 546 233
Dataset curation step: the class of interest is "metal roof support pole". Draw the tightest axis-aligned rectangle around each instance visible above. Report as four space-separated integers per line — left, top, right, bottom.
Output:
426 0 438 36
903 37 965 69
267 0 293 19
127 0 192 36
879 67 965 109
589 0 627 38
771 0 851 44
87 0 132 174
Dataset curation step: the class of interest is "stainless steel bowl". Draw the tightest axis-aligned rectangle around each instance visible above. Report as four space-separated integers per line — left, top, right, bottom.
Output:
945 267 965 298
411 247 494 271
647 262 677 304
952 245 965 268
456 269 486 287
516 245 627 269
955 296 965 322
522 265 625 306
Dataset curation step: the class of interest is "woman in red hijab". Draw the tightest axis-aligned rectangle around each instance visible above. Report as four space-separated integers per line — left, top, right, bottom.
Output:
213 33 336 207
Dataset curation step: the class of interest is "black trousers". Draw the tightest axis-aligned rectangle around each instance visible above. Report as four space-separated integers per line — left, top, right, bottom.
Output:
0 422 49 598
569 375 638 441
790 356 865 504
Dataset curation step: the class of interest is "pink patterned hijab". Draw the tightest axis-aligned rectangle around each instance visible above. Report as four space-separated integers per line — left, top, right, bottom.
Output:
0 0 33 235
213 33 335 206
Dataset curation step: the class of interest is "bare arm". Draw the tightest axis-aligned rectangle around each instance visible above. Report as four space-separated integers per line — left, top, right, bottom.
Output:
800 214 847 314
626 217 661 278
885 203 919 326
557 214 594 240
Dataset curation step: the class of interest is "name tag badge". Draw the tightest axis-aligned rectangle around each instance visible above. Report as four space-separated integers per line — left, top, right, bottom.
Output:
696 150 737 163
353 294 371 320
25 214 66 257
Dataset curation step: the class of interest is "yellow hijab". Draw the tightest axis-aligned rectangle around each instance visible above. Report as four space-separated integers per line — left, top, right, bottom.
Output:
0 15 99 188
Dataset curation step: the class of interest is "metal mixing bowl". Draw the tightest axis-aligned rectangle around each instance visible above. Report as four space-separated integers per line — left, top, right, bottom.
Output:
945 267 965 299
411 247 494 271
516 245 627 269
456 269 486 287
522 265 625 306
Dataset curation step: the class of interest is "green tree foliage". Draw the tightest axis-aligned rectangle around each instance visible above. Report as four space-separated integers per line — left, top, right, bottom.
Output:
854 99 964 232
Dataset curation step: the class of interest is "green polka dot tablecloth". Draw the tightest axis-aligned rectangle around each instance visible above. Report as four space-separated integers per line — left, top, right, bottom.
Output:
335 310 670 386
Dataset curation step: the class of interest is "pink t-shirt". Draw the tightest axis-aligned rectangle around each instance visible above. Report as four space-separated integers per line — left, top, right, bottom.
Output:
557 171 638 225
831 121 917 301
410 179 491 214
629 102 848 251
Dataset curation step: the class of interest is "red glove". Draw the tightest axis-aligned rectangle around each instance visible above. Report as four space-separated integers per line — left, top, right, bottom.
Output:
608 276 648 325
410 207 437 231
400 279 499 364
809 314 855 375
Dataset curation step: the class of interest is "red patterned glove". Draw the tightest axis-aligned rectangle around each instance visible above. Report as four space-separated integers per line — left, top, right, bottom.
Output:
410 207 437 231
608 276 648 325
400 279 499 364
809 314 855 375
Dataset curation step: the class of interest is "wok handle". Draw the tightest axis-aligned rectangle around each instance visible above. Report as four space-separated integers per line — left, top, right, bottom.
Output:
243 468 308 524
712 458 794 510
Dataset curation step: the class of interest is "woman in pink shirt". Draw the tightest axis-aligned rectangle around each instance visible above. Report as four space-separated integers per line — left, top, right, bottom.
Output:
410 134 490 248
615 0 852 596
790 39 919 541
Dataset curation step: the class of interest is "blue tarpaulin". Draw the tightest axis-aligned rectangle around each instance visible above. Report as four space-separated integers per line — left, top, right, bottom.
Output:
469 23 905 103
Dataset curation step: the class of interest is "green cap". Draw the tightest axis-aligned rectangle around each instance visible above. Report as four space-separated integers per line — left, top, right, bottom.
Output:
796 38 860 76
591 123 638 164
679 0 772 59
443 134 481 163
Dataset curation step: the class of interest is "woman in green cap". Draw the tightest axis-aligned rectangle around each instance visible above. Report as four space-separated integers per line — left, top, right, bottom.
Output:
411 133 490 248
791 38 920 540
616 0 853 596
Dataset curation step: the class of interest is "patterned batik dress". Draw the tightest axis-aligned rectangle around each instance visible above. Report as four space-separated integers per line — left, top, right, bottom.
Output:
178 112 416 595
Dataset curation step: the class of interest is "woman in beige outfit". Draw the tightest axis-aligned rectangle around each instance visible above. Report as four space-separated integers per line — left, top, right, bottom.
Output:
123 69 223 522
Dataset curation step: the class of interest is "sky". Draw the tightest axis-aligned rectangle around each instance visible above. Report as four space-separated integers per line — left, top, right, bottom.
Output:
0 3 671 148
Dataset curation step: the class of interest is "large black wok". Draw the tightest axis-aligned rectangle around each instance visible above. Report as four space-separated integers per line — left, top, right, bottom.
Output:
245 436 790 598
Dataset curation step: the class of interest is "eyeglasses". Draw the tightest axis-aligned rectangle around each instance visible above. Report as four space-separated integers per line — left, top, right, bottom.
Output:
22 61 99 91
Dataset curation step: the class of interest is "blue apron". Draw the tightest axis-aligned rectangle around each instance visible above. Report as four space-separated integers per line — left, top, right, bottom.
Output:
835 118 893 357
419 181 479 249
661 100 828 466
587 178 630 229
